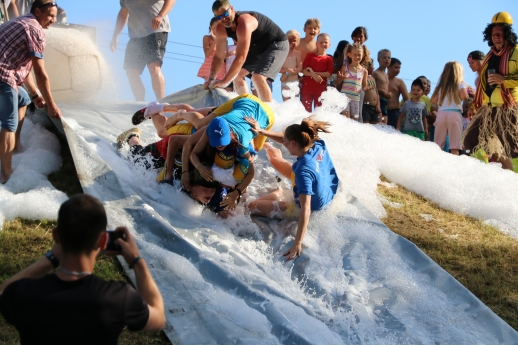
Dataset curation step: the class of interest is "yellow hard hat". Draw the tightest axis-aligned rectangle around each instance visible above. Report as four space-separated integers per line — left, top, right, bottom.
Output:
492 12 513 25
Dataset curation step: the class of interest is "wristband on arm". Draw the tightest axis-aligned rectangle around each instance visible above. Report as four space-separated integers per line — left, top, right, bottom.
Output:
44 250 60 268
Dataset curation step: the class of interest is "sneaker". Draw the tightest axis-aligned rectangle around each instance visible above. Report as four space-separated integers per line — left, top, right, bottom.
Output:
117 128 142 149
132 108 147 125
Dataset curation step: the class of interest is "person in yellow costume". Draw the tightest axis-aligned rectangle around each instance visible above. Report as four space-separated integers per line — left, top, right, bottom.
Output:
462 12 518 171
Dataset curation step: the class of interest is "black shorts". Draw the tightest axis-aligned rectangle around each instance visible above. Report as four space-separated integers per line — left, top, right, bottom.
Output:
124 32 168 74
129 144 165 170
243 40 289 80
362 104 380 123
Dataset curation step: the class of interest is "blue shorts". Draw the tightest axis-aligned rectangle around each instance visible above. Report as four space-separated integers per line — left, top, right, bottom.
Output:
0 82 30 132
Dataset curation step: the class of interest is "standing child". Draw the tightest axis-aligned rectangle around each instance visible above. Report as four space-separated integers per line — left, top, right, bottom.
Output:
431 61 469 155
397 79 429 140
300 33 334 112
337 43 368 120
297 18 320 63
197 18 227 82
362 60 381 124
280 30 303 101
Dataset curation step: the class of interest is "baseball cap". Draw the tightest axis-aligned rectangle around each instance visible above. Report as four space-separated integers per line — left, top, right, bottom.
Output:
207 117 231 147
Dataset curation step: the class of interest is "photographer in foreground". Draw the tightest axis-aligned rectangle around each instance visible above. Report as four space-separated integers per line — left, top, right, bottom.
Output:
0 194 166 345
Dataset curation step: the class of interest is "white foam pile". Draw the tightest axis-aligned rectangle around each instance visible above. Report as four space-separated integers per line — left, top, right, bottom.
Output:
58 86 518 343
0 113 68 229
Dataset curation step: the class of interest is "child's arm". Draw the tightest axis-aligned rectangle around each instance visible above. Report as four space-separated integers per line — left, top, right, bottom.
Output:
423 107 429 138
361 69 369 92
397 112 404 131
336 65 347 84
202 35 216 58
293 51 303 74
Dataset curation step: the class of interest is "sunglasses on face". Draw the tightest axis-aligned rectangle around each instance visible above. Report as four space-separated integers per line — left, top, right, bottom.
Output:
37 1 58 9
215 9 230 21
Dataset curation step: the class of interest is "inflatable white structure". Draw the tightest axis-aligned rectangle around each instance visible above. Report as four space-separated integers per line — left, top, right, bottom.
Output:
44 26 105 102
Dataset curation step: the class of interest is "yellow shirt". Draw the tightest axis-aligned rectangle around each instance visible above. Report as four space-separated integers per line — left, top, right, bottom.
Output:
479 46 518 107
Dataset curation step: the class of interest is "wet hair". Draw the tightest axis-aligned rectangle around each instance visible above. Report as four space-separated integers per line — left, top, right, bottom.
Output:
390 57 401 66
304 18 321 29
432 61 464 106
284 116 331 149
416 75 427 80
482 23 517 47
209 17 218 32
212 0 230 12
468 50 485 60
377 49 391 60
57 194 107 254
411 78 424 91
351 26 368 42
345 43 363 64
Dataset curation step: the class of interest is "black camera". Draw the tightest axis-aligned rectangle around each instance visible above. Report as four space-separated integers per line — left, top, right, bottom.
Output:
105 230 124 252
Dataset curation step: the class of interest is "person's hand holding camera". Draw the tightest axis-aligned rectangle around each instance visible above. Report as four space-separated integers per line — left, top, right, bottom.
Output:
106 227 141 267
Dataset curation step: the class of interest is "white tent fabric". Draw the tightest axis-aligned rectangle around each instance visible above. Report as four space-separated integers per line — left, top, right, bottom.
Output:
55 86 518 345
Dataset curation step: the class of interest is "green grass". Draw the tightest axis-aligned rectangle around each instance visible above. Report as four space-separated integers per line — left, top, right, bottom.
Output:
0 124 171 344
378 179 518 331
0 219 171 345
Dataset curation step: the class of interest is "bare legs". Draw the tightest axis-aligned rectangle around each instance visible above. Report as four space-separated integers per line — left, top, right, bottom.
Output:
233 69 250 96
126 68 145 102
126 62 165 102
251 73 272 103
148 62 165 100
165 135 189 180
14 105 26 153
0 128 15 183
248 144 293 218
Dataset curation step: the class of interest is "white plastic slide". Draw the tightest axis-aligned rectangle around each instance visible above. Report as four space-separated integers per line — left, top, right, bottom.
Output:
52 85 518 345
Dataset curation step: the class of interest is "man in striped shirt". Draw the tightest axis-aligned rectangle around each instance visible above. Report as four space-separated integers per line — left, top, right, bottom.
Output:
0 0 60 183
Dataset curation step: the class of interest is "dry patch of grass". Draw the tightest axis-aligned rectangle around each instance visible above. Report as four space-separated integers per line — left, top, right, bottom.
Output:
0 219 170 345
378 179 518 331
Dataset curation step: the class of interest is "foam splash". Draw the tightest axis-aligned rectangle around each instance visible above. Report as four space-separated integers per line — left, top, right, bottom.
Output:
0 116 68 230
57 85 518 343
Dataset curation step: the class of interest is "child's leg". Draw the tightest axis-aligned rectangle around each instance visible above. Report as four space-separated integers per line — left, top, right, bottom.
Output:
314 91 324 108
264 143 293 179
163 103 195 112
446 111 462 155
350 100 360 120
150 113 168 138
433 111 447 149
300 93 313 112
165 135 189 180
248 189 288 218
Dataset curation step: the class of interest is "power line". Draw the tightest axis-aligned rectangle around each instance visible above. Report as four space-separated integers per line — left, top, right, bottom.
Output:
97 28 203 48
97 38 205 60
98 45 202 64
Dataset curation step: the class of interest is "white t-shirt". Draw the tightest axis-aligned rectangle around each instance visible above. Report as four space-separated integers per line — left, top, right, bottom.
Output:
438 82 468 111
7 0 32 19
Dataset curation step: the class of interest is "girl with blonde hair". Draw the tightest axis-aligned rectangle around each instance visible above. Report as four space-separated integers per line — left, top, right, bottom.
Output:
431 61 469 155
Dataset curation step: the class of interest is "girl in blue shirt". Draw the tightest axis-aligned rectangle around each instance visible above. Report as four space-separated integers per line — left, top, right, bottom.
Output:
246 116 339 260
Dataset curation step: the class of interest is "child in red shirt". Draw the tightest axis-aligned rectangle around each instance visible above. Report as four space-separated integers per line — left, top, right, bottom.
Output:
300 33 334 112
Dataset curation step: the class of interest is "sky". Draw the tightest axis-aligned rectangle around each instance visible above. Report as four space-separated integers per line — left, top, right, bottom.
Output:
58 0 516 103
